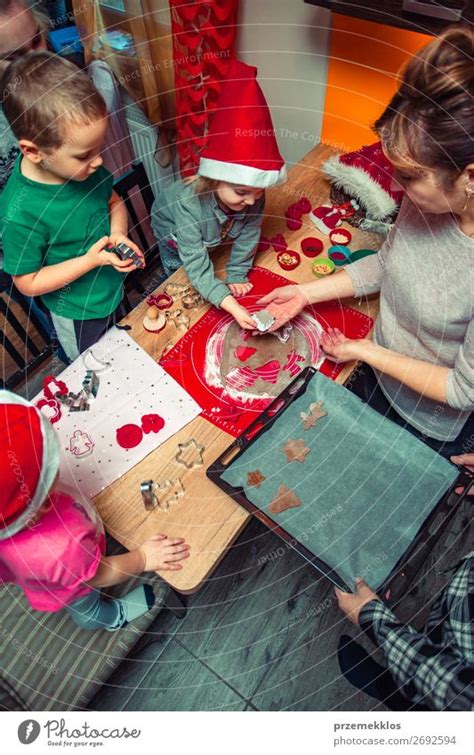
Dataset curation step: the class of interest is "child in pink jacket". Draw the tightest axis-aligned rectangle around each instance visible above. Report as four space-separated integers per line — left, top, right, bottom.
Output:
0 391 190 630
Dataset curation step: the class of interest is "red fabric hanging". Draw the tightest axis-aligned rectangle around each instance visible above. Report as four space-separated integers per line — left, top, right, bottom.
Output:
170 0 239 177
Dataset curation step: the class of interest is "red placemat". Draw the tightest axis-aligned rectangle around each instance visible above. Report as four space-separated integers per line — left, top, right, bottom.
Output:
160 266 373 436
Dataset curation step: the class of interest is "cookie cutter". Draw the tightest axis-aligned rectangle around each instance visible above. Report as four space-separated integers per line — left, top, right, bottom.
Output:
272 324 293 343
155 479 185 511
164 282 192 298
140 480 158 511
83 349 111 373
182 291 203 309
82 370 99 398
251 310 275 332
166 308 190 331
147 293 173 310
175 438 205 469
108 241 145 269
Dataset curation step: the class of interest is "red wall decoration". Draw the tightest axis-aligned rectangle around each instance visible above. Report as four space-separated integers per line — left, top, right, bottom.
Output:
170 0 239 177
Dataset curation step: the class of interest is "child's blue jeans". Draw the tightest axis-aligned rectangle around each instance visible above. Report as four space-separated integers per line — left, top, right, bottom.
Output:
65 590 125 632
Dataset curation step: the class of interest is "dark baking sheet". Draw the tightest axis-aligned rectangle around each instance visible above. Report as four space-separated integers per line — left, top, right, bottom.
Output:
207 368 471 593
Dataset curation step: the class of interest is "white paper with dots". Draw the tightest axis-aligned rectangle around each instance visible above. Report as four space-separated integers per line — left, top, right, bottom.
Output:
33 329 202 498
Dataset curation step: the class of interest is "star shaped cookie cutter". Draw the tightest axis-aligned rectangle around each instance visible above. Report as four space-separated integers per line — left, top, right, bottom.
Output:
175 438 205 469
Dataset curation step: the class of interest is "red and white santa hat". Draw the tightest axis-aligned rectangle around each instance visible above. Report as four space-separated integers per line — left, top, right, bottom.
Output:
322 141 404 220
0 391 60 540
198 59 286 189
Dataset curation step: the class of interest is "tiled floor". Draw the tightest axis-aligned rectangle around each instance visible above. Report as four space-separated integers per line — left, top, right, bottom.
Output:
89 499 473 711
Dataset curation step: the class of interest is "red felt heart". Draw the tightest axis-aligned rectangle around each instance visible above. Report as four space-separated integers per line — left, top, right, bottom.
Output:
235 346 257 362
116 424 143 449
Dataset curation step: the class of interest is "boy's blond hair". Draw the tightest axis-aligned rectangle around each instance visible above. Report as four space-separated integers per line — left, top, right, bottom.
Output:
2 51 107 150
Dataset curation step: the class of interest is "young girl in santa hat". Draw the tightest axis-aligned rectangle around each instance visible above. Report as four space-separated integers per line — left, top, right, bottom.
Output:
152 59 286 330
0 391 190 630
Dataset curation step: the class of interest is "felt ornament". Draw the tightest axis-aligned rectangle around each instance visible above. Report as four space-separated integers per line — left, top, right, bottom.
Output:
35 397 62 424
283 438 310 463
268 484 302 514
141 414 165 434
270 233 287 252
257 236 271 252
116 424 143 449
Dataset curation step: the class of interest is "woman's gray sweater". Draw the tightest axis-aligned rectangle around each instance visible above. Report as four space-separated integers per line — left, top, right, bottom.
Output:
346 197 473 441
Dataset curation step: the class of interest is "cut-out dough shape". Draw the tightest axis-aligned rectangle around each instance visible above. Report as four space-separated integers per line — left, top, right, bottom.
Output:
175 438 205 469
155 479 185 511
300 400 328 430
247 470 266 488
283 438 310 463
116 424 143 449
268 485 302 514
69 430 94 457
141 414 165 434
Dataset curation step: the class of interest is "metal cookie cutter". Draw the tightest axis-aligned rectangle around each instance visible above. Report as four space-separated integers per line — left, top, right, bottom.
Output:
251 310 275 332
140 480 158 511
82 370 99 398
109 241 145 269
182 291 203 309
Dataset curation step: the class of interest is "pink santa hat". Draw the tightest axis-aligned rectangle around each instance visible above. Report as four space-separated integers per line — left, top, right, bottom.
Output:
198 59 286 188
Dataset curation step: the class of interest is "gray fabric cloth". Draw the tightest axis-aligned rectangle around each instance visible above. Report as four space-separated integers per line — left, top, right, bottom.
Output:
151 180 264 307
346 196 474 441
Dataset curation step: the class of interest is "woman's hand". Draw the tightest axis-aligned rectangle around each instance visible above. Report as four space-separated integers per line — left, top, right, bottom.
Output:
138 534 191 572
450 453 474 496
335 578 381 625
257 284 308 330
321 327 368 362
228 281 253 297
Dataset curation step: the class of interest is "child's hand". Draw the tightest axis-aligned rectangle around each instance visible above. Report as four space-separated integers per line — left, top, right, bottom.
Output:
233 304 258 330
86 236 135 273
228 281 253 297
108 232 145 270
138 533 191 572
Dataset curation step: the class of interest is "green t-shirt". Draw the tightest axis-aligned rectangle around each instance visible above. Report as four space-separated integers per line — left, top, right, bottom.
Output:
0 160 124 319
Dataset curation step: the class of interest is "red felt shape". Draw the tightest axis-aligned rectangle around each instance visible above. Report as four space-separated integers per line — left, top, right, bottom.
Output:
116 424 143 449
36 398 61 424
43 376 68 401
296 197 311 214
286 215 302 231
141 414 165 434
160 266 374 437
270 233 287 252
235 345 257 362
257 236 271 252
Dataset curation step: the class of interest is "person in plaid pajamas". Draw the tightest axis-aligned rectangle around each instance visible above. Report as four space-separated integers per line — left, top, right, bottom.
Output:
336 453 473 711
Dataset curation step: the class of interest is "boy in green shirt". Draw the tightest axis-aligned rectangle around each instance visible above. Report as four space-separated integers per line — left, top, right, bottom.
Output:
0 52 144 361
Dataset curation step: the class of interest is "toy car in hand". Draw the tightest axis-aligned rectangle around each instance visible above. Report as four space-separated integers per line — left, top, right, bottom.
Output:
108 241 145 269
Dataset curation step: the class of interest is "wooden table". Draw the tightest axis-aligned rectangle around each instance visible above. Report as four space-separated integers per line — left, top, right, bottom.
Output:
93 144 380 593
